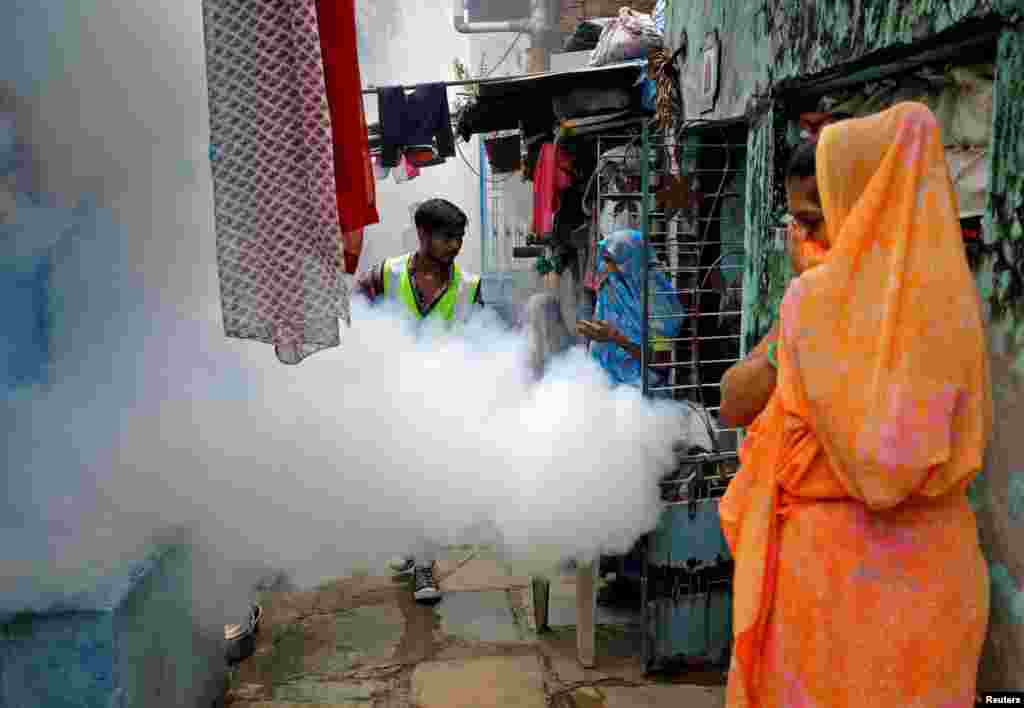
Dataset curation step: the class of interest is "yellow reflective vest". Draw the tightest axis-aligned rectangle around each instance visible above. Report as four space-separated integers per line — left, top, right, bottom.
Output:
381 253 481 327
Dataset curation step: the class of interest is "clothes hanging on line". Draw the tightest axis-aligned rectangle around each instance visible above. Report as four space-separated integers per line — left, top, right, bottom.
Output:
532 143 575 242
377 83 456 169
201 0 367 364
392 154 421 184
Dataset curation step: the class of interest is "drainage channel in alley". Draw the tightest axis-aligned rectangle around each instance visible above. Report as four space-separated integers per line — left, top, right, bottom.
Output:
222 546 726 708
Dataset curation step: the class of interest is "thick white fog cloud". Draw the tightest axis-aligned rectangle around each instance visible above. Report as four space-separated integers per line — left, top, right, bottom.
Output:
1 1 712 624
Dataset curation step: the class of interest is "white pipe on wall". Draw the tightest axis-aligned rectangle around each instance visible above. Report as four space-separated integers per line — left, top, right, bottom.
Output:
451 0 552 38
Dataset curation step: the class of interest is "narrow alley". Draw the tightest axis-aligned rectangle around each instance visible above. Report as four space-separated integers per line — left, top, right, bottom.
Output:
2 0 1023 706
224 547 726 708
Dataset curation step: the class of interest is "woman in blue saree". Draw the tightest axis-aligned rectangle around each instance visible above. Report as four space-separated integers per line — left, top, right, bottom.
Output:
577 229 684 394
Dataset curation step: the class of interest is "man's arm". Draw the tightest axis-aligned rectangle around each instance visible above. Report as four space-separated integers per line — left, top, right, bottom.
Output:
354 262 386 302
719 321 779 428
717 227 821 427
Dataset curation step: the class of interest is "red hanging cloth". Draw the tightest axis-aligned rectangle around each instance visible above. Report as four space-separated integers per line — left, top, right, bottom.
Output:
316 0 379 273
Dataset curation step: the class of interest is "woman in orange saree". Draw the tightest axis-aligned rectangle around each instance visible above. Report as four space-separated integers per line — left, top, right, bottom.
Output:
719 102 992 708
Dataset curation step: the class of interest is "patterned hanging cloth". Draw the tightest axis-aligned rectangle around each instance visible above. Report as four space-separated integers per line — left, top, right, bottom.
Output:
201 0 376 364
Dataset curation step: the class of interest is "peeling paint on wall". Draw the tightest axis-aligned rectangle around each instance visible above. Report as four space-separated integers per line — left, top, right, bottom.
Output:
976 30 1024 686
666 0 1020 124
664 0 771 121
1008 472 1024 524
978 348 1024 690
665 0 1024 687
739 106 793 352
740 110 772 353
990 562 1024 625
764 0 1005 87
983 28 1024 336
968 471 990 513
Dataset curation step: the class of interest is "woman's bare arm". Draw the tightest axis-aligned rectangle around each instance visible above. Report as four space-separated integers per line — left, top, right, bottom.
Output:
719 322 780 428
577 320 659 363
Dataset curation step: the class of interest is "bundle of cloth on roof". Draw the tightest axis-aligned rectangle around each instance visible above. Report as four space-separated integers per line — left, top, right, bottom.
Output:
588 8 664 68
201 0 377 364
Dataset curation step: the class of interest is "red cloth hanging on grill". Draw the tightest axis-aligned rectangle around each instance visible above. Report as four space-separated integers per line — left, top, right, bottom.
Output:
532 143 575 242
316 0 379 272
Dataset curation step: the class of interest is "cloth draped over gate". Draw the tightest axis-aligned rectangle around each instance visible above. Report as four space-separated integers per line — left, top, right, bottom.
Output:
201 0 377 364
532 143 575 242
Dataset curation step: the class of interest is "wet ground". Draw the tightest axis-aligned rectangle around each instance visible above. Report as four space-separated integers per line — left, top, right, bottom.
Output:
224 546 726 707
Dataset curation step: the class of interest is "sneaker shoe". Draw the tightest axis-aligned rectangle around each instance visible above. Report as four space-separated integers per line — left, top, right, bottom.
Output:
413 563 441 603
388 555 415 576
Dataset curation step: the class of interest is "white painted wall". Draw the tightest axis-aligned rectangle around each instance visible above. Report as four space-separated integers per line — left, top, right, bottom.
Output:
469 32 536 277
356 1 480 274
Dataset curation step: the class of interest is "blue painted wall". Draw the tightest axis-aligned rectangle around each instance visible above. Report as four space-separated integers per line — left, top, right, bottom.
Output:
0 541 223 708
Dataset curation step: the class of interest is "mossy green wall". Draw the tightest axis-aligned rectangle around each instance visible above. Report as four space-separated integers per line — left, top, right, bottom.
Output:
666 0 1024 690
974 25 1024 693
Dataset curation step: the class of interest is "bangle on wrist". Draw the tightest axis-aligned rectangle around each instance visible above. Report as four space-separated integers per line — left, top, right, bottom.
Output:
766 341 779 369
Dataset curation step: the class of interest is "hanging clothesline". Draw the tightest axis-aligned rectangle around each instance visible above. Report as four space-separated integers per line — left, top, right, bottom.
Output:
360 59 648 94
362 72 536 95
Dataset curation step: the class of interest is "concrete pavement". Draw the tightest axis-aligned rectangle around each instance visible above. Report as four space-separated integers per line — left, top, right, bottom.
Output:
224 547 726 708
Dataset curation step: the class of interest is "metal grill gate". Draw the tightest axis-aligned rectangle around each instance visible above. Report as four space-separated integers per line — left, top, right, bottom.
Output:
591 118 749 670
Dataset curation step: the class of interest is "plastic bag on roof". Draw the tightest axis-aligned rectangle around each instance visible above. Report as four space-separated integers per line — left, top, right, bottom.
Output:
588 8 664 68
564 18 612 53
653 0 668 34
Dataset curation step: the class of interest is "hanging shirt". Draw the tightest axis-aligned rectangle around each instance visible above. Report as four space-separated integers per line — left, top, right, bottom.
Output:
377 84 456 169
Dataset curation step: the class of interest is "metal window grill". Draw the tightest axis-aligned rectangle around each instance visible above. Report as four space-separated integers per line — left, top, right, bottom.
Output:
590 119 749 670
646 120 748 493
591 120 748 497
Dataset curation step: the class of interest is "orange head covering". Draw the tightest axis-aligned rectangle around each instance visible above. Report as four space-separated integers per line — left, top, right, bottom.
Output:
720 102 992 707
787 101 991 507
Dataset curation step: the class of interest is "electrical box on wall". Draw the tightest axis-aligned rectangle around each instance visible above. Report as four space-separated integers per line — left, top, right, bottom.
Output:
700 30 720 115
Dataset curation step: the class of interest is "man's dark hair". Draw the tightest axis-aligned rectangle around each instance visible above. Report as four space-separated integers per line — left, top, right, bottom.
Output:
786 140 818 180
414 198 468 234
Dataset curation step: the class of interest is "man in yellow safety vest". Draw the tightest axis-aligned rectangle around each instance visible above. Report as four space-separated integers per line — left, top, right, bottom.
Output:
354 198 481 603
354 198 482 331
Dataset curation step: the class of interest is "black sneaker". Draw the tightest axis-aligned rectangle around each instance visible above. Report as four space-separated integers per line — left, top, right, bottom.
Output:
413 563 441 603
388 555 415 577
